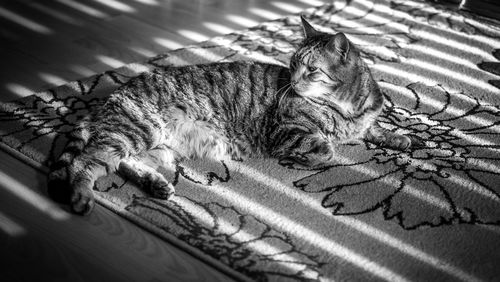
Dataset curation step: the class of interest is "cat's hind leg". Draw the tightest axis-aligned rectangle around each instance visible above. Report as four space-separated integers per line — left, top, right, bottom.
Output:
48 117 113 215
67 148 122 214
60 130 152 214
118 145 178 199
48 117 90 203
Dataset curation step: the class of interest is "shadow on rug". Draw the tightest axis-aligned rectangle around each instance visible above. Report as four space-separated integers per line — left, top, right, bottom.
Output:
1 0 500 281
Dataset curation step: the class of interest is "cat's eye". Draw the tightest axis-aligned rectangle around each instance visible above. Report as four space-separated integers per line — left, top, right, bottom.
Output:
308 66 318 72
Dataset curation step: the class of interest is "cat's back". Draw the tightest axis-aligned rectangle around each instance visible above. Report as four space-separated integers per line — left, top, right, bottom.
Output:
117 61 287 105
158 60 287 98
150 61 289 120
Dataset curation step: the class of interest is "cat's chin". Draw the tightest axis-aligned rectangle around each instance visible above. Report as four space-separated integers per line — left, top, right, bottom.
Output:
294 89 326 100
293 85 330 99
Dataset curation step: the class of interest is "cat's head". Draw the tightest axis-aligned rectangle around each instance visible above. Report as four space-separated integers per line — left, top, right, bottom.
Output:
290 16 363 100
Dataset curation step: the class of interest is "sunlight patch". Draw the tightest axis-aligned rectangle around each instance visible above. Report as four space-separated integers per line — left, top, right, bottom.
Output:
0 171 69 220
5 83 35 98
56 0 108 18
31 3 82 25
248 8 283 20
39 73 68 86
96 55 125 68
203 22 235 34
271 2 303 13
177 29 210 42
0 211 25 236
94 0 135 13
226 14 259 28
0 7 52 34
154 37 183 50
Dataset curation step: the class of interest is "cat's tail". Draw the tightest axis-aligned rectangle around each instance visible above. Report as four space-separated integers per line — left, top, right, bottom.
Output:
48 109 163 214
47 117 91 210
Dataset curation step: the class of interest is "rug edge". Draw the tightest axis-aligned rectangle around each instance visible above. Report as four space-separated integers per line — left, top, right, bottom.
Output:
0 142 252 282
0 142 48 173
95 193 254 282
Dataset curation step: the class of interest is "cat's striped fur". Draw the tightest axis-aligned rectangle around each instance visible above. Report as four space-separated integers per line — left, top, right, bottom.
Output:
49 17 422 214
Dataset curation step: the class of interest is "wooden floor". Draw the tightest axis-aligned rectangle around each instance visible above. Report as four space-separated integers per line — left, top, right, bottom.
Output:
0 0 330 103
0 0 330 281
0 150 236 282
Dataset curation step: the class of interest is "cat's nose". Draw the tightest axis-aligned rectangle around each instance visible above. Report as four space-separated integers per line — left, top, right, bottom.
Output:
291 80 298 87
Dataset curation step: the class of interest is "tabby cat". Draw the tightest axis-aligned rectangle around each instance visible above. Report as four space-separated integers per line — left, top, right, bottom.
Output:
49 16 422 215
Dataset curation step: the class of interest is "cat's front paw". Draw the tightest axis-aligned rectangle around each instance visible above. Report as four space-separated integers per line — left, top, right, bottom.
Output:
390 135 412 151
407 134 426 149
150 178 175 200
70 187 95 215
388 134 426 151
279 153 326 170
280 152 309 166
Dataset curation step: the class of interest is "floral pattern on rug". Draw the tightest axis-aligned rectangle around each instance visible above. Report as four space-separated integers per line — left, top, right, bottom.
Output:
127 195 324 282
294 82 500 229
91 159 327 282
1 0 500 281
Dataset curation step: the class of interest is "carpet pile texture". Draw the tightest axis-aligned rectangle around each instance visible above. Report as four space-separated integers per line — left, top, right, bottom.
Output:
1 0 500 281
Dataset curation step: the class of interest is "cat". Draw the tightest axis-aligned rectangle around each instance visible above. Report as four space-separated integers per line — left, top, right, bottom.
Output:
48 16 422 215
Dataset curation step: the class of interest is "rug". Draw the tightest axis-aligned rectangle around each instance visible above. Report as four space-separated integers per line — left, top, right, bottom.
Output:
1 0 500 281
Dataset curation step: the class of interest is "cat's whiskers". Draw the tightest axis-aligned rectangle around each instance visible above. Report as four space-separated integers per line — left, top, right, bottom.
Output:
282 85 292 108
276 81 291 94
277 83 292 109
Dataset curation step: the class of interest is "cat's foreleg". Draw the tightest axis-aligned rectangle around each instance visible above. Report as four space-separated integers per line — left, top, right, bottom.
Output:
118 158 175 200
118 145 178 199
365 122 424 150
274 133 334 169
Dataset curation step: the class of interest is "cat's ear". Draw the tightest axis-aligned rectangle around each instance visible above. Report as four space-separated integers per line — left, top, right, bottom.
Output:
328 32 350 61
301 15 320 38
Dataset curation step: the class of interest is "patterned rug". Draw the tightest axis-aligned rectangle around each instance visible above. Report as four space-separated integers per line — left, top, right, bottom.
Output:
1 0 500 281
